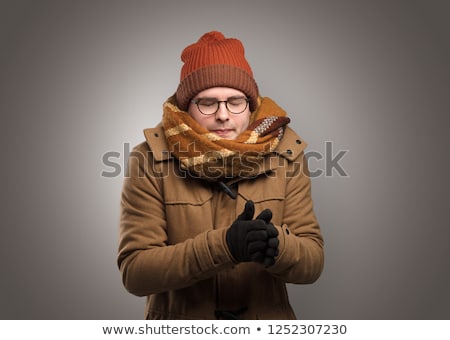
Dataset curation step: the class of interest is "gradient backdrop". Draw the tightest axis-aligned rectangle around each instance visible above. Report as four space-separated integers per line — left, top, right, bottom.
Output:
1 0 449 319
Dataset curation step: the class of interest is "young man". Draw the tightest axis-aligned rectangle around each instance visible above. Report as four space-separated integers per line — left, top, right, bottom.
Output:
118 31 324 319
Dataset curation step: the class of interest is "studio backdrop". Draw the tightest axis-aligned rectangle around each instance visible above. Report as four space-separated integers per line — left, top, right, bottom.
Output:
1 0 449 319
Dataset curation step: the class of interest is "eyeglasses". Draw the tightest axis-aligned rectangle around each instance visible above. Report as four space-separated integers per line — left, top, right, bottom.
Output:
191 96 250 115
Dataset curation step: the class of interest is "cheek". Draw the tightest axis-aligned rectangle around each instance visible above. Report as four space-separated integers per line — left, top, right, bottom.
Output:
236 114 251 132
189 111 209 128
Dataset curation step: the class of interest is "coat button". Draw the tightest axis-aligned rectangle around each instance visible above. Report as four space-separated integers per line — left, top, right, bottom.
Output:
296 139 302 144
154 133 159 137
285 228 290 235
286 149 293 155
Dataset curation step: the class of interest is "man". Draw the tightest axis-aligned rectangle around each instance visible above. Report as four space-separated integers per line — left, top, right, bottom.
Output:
118 31 324 319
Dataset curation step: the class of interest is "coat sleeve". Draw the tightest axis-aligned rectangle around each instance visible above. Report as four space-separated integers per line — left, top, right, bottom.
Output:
117 143 235 297
266 152 325 283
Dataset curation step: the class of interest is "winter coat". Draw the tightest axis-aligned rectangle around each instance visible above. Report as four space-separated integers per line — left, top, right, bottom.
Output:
117 124 324 319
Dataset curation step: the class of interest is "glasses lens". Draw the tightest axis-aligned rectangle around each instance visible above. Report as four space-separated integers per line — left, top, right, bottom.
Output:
226 97 248 114
197 98 218 115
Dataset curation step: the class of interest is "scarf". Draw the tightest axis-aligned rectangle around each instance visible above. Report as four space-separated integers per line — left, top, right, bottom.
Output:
162 95 290 181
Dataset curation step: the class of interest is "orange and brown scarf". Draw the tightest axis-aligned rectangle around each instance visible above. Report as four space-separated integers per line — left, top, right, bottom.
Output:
162 95 290 180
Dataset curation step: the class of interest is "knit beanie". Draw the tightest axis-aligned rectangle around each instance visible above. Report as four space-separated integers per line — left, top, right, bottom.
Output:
175 31 259 112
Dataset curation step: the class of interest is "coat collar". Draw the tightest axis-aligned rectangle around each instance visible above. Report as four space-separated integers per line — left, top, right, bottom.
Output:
143 123 171 162
275 125 307 161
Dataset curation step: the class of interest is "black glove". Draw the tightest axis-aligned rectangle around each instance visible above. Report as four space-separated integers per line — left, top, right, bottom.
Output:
226 200 279 266
250 208 279 267
263 221 279 267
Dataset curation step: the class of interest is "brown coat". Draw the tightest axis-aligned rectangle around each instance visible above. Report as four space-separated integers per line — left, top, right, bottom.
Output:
117 124 324 319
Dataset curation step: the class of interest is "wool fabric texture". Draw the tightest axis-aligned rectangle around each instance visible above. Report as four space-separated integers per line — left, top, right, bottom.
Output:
162 96 291 181
175 31 259 112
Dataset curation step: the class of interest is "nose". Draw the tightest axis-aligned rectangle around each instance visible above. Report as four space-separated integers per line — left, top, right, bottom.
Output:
215 102 230 121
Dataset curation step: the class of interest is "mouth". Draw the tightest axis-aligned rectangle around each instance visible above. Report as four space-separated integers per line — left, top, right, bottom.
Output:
211 129 234 137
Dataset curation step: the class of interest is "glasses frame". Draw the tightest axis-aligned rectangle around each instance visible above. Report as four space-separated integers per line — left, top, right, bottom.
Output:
191 97 250 115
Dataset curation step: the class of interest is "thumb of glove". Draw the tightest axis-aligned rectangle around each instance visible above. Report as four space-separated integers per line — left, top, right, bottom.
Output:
255 208 272 223
237 200 255 221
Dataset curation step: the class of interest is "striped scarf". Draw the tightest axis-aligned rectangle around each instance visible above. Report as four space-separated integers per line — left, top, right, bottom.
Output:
162 95 290 181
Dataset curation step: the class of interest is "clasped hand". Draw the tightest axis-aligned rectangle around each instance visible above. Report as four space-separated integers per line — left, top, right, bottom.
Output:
226 200 279 267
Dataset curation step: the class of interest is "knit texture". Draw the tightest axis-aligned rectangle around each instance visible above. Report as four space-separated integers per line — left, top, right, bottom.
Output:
175 31 259 112
162 96 290 180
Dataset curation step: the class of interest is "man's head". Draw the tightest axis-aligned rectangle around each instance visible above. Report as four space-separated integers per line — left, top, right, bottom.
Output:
175 31 259 113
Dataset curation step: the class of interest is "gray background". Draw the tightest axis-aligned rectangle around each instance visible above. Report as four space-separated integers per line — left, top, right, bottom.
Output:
1 0 449 319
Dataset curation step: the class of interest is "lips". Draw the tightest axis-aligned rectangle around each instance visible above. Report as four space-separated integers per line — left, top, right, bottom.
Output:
211 129 234 137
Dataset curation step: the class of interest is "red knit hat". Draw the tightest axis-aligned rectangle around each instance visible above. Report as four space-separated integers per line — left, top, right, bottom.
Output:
175 31 259 112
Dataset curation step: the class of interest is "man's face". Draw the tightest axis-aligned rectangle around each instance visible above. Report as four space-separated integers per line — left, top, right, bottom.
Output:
187 87 251 140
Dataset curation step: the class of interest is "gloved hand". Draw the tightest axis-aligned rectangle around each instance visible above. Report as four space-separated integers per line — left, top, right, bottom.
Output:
250 208 279 267
226 200 279 267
